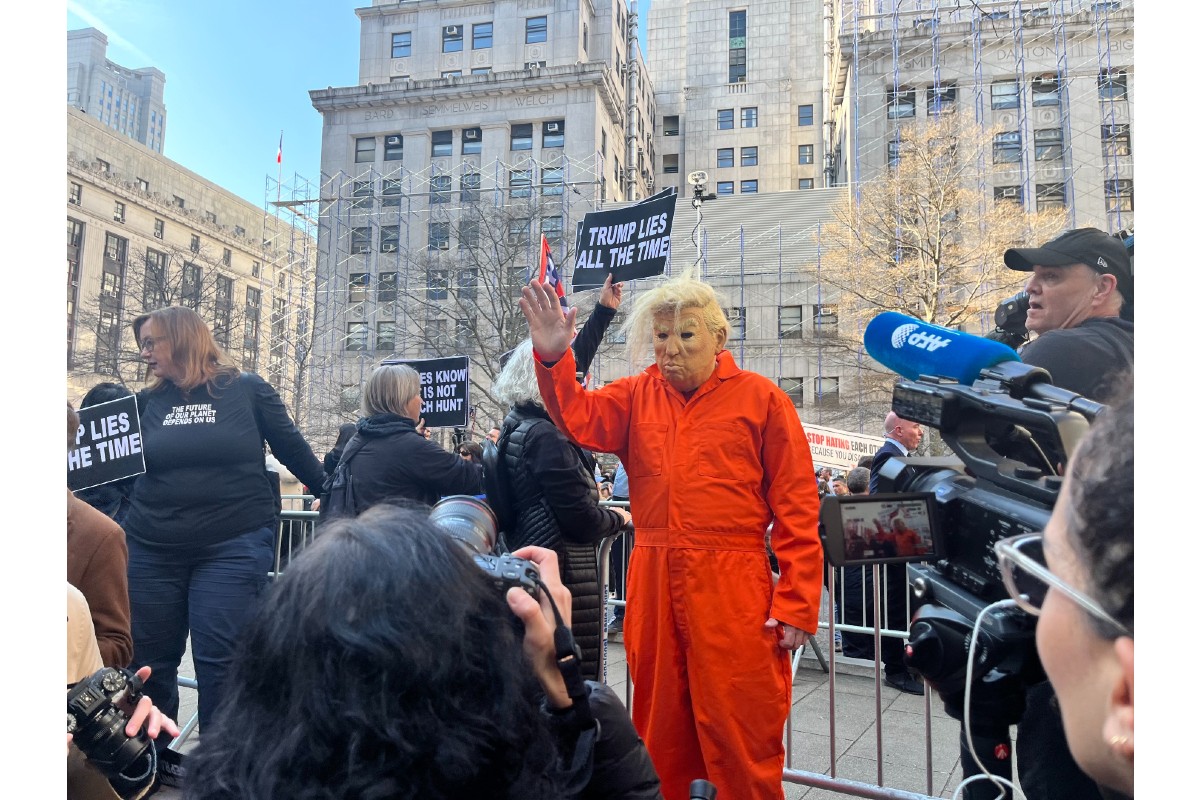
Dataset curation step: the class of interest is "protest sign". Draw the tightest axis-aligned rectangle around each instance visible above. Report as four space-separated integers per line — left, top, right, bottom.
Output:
802 423 886 472
380 355 471 428
572 188 676 289
67 395 146 491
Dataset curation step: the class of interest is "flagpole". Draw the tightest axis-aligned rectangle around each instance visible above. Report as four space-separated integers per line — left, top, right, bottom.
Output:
276 130 283 206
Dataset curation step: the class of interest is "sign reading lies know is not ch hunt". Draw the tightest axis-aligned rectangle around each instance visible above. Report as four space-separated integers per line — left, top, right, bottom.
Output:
67 395 146 491
380 355 471 428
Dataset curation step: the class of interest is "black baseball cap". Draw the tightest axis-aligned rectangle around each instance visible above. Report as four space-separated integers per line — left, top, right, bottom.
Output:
1004 227 1134 310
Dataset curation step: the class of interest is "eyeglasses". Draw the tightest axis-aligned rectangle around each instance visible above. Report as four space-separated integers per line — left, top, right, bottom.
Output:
139 336 165 352
994 533 1130 637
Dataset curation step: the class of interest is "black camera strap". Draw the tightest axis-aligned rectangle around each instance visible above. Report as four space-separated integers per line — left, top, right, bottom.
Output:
535 576 594 732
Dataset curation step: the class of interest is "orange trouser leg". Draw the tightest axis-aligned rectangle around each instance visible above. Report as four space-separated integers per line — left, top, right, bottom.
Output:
628 546 792 800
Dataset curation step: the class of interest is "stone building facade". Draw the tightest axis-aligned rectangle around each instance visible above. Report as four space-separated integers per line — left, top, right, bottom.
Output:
67 28 168 153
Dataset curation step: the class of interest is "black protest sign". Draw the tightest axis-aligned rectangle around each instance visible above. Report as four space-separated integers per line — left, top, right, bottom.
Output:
572 189 676 289
381 355 471 428
67 395 146 491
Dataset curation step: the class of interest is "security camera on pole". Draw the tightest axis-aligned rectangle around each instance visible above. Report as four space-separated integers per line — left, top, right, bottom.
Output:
687 171 716 269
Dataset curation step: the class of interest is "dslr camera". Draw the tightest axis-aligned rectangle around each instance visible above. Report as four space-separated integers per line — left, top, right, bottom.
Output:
67 667 155 782
429 495 540 599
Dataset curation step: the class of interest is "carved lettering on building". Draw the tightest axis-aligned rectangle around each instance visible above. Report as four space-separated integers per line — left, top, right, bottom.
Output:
365 109 396 121
514 93 558 108
421 99 492 118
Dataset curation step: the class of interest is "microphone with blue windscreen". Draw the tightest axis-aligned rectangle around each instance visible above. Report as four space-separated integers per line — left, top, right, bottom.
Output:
863 312 1021 384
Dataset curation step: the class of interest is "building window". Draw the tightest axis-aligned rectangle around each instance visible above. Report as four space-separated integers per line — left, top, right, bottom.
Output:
427 268 449 299
392 32 412 58
113 201 125 223
994 185 1024 204
1098 69 1128 101
429 222 451 250
887 140 901 167
886 86 917 119
205 211 218 225
1031 74 1062 106
384 134 403 161
252 261 260 278
190 234 201 253
543 120 565 148
1034 128 1063 161
526 16 547 44
811 376 840 407
510 169 533 198
740 180 758 194
717 109 734 130
182 262 202 308
779 306 804 338
1102 124 1131 158
993 131 1022 164
664 115 680 136
69 182 82 205
927 84 957 114
798 178 814 189
473 22 493 49
153 218 164 239
382 179 403 207
508 218 531 245
741 107 758 128
1036 183 1066 210
779 378 804 406
222 247 232 266
233 225 245 237
380 225 400 253
797 104 814 126
525 61 547 70
97 159 111 175
798 145 814 165
716 181 734 196
471 67 491 75
991 81 1020 109
461 127 482 154
376 321 397 352
741 146 758 167
813 304 838 338
136 178 150 193
143 248 165 308
511 123 533 151
724 307 746 340
663 154 679 174
541 167 564 195
345 322 368 352
460 220 480 249
460 172 481 202
442 70 462 79
425 319 449 354
378 271 398 302
352 179 374 210
351 227 371 254
442 25 464 53
1105 179 1133 212
717 148 734 168
728 10 747 83
355 137 376 163
430 175 452 203
431 130 453 157
542 216 564 242
173 195 186 209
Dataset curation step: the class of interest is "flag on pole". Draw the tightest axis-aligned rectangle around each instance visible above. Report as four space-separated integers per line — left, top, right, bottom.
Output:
537 234 568 309
276 132 283 165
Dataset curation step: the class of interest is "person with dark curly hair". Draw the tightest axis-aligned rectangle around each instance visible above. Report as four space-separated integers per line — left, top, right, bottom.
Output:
185 504 662 800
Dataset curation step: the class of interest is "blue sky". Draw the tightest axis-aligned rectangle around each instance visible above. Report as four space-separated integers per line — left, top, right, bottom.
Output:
66 0 652 207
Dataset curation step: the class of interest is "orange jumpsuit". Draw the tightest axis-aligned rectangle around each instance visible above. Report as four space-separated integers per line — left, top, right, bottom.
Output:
536 348 822 800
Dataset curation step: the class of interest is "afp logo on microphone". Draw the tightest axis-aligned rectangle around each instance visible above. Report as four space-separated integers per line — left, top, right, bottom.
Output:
892 323 952 352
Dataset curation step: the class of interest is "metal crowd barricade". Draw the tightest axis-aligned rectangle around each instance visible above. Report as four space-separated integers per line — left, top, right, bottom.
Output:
596 511 943 800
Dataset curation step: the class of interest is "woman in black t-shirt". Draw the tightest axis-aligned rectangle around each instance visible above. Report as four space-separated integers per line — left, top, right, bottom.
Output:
124 306 325 735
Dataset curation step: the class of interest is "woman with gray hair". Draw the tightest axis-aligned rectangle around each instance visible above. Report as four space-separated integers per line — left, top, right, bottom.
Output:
491 338 632 680
339 363 483 511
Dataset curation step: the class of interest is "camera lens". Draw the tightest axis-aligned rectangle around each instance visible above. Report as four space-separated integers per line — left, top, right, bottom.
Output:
429 495 499 555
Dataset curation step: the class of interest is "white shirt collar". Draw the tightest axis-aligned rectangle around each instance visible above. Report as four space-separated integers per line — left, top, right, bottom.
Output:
884 436 909 456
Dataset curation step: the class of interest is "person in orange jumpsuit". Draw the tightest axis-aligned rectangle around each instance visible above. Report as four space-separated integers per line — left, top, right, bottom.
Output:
520 274 823 800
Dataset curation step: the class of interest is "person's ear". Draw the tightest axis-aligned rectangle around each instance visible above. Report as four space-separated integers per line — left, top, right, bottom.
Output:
1102 635 1134 763
714 325 728 352
1094 273 1119 306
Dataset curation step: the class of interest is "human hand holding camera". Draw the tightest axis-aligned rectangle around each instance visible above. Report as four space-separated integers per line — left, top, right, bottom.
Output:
506 546 573 709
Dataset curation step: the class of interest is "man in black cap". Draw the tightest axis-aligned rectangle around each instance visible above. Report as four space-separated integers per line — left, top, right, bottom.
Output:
1004 226 1133 403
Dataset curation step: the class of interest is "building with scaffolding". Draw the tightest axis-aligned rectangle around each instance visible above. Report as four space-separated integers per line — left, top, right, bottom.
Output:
306 0 657 440
67 28 167 154
66 107 318 431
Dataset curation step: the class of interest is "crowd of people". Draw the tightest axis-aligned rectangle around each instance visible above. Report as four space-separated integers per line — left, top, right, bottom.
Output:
65 226 1135 800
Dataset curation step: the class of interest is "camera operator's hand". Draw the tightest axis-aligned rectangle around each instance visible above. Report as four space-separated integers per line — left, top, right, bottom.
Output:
764 618 811 652
123 666 181 742
599 273 624 310
506 546 573 709
519 279 577 363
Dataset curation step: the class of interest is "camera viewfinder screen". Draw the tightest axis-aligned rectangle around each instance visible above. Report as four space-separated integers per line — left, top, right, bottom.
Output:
837 495 937 565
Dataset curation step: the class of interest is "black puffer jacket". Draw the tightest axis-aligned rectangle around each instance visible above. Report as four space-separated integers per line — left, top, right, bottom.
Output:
349 413 483 509
499 404 627 681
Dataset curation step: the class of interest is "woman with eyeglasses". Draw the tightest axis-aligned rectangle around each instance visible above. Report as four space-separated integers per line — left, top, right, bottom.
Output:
124 307 327 740
995 381 1133 798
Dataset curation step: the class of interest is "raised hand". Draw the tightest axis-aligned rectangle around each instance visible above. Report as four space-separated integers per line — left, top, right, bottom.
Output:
519 279 577 362
599 273 624 310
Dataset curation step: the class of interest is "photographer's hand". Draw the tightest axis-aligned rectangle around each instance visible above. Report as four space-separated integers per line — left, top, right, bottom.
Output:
506 546 573 709
764 618 811 651
125 667 181 741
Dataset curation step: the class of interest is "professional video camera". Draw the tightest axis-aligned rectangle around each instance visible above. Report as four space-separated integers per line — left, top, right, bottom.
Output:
67 667 156 784
429 494 541 600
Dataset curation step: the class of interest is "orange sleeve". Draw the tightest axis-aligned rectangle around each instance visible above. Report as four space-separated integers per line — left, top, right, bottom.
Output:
759 388 823 633
535 348 636 460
